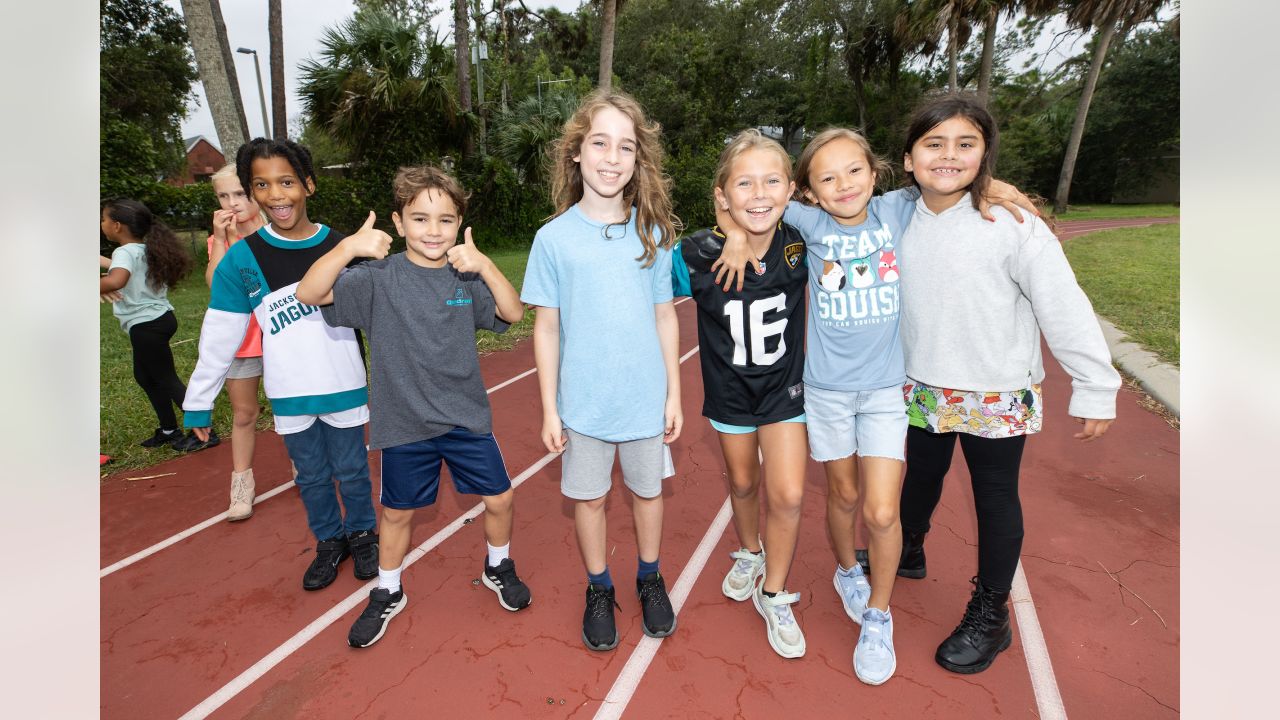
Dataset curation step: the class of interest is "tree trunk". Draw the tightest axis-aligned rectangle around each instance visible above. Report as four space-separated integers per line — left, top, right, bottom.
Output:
977 6 997 106
947 4 959 92
269 0 287 140
1053 14 1118 214
598 0 617 89
181 0 249 153
454 0 473 157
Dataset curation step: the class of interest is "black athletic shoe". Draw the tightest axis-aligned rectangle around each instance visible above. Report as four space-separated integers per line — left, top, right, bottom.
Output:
636 572 677 638
935 577 1013 674
139 428 183 448
347 530 380 580
855 529 928 580
303 535 350 591
582 583 621 651
482 558 532 611
172 429 221 453
347 587 407 648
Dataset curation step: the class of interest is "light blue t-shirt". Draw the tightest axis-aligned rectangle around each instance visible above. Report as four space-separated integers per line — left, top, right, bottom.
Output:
784 189 916 391
109 242 174 332
520 204 674 442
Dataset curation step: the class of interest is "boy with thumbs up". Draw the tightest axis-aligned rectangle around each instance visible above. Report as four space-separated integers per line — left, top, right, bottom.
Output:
298 165 530 649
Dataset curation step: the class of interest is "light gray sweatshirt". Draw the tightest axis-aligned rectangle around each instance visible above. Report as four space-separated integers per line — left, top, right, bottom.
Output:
899 195 1120 420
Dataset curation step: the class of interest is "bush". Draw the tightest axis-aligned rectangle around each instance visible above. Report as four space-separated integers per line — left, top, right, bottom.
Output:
460 155 553 248
667 139 724 234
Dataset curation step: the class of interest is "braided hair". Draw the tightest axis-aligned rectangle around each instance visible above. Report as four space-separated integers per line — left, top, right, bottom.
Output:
235 137 318 200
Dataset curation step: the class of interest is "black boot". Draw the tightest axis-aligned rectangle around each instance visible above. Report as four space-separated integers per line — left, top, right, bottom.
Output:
935 577 1012 674
855 528 928 579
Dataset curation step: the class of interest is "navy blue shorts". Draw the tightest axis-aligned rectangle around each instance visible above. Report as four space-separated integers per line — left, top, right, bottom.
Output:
379 428 512 509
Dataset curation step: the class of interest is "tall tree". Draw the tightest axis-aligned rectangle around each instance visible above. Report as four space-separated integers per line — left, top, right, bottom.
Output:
269 0 287 139
179 0 249 150
455 0 473 113
1053 0 1168 212
597 0 617 89
975 1 1057 105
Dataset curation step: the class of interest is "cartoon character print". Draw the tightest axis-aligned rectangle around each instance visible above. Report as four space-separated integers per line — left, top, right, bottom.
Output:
820 260 846 291
877 247 899 283
905 383 938 431
847 258 875 288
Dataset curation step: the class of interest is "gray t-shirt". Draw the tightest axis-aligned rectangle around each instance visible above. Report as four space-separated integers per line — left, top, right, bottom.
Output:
321 253 510 449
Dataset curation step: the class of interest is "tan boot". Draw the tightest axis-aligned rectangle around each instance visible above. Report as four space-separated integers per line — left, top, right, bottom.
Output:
227 469 255 521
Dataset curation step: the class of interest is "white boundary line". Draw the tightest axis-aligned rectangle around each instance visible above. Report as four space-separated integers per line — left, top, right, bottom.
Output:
1012 560 1067 719
595 497 733 720
178 451 559 720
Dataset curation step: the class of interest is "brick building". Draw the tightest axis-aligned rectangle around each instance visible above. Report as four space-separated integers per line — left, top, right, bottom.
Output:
166 135 225 186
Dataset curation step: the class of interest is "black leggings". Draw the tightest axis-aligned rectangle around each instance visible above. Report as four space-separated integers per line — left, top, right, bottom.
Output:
900 426 1027 593
129 311 187 430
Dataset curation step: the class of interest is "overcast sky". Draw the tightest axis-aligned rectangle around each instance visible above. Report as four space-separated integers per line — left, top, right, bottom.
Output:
172 1 1107 155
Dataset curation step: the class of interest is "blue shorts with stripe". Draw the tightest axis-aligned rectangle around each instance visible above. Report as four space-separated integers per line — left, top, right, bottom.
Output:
379 427 512 509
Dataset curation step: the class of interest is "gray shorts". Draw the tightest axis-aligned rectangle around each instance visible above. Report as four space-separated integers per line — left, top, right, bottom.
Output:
560 428 673 500
225 355 263 380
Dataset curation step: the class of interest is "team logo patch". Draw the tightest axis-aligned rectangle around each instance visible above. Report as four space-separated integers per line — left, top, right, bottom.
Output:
445 288 472 306
787 382 803 400
784 242 804 269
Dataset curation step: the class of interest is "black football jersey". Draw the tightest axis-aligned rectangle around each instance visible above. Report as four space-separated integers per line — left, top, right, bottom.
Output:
675 223 808 426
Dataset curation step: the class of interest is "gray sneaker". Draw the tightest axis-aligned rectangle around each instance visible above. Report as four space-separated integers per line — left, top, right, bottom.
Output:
833 563 871 624
854 607 897 685
752 585 806 658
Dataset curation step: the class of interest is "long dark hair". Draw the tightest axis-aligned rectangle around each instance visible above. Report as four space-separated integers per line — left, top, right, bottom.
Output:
103 199 192 292
902 94 998 211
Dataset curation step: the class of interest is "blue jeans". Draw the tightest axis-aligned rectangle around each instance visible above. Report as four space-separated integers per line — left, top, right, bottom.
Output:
282 420 376 541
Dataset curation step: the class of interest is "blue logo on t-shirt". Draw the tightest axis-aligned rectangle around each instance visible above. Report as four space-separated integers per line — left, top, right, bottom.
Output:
445 288 472 306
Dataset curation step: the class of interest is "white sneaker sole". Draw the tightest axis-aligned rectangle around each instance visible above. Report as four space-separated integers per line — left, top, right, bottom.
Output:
482 572 531 612
833 572 868 625
349 593 408 648
751 590 805 658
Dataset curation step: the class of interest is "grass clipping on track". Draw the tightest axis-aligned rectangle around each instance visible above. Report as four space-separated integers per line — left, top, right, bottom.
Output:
100 242 534 474
1063 223 1179 367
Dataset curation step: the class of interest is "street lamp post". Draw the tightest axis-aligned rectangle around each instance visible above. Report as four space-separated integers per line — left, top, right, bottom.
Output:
236 47 271 139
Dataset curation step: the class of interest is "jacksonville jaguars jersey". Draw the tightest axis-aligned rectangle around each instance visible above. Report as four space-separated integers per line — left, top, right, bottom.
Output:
672 223 808 426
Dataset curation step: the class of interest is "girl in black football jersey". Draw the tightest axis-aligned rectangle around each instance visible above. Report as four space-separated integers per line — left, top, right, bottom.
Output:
671 130 812 659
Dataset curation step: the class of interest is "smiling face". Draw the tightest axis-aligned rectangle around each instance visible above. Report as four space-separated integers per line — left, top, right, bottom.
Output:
802 136 878 226
212 174 260 224
903 115 986 212
248 155 315 237
392 188 461 268
715 148 794 246
573 105 638 209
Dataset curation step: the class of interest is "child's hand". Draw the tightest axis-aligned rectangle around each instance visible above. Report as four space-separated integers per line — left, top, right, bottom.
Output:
710 228 762 292
212 209 237 244
192 427 211 442
446 228 490 274
978 179 1040 223
343 211 393 259
100 290 123 304
663 396 683 444
1072 417 1113 441
541 412 567 453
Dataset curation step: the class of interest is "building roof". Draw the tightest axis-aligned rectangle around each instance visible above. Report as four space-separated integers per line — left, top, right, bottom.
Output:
184 135 222 155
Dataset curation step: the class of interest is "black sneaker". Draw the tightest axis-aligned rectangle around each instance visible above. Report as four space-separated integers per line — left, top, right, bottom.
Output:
173 429 221 453
482 558 532 611
347 529 380 580
139 428 182 448
582 583 621 651
636 572 677 638
347 587 407 648
303 535 350 591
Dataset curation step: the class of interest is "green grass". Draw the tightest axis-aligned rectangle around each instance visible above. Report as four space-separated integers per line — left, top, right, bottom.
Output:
1063 223 1179 366
1056 204 1180 221
101 246 533 473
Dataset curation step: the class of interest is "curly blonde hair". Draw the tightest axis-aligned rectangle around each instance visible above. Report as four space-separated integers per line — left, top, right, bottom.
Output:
548 89 681 268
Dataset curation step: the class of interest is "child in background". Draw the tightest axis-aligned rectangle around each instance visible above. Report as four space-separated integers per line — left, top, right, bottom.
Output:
202 163 266 520
297 165 531 648
896 94 1120 674
100 199 207 450
521 89 683 652
671 129 810 658
183 138 381 592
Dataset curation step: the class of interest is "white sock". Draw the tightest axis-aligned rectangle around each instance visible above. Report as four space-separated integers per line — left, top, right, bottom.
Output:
487 542 510 567
378 565 402 593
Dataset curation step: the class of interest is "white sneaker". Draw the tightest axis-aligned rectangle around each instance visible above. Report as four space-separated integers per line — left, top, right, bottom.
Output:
854 607 897 685
833 562 871 624
227 469 255 522
752 585 806 658
721 548 765 601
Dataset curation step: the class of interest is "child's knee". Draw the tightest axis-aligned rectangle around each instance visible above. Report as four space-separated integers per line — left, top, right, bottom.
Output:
381 507 414 527
728 474 759 500
771 485 804 515
827 481 859 511
862 501 900 533
232 404 259 428
484 489 514 514
579 495 608 513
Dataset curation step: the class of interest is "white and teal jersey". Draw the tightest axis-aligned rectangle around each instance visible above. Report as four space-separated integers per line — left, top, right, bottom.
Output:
183 225 368 430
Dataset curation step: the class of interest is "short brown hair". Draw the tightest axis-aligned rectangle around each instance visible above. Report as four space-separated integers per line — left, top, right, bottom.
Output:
391 164 469 216
793 128 892 203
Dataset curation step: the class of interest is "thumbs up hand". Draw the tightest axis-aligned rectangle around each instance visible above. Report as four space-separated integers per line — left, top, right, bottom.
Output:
343 211 392 260
446 227 490 274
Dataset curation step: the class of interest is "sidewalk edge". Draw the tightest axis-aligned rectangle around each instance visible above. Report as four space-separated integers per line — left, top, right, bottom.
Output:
1096 315 1180 418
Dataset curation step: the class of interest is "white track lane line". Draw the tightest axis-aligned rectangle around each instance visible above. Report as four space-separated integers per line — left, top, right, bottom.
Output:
595 497 734 720
1012 560 1067 719
178 451 559 720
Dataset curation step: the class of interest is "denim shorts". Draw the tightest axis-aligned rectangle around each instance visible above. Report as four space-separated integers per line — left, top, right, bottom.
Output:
803 383 908 462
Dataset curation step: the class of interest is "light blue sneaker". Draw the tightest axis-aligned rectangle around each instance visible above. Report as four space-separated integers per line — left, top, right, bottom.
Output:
833 563 871 624
854 607 897 685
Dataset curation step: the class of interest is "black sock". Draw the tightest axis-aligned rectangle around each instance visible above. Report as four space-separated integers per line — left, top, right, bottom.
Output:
763 589 777 598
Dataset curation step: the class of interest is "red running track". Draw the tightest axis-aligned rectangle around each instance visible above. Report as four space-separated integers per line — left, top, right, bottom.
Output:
101 220 1178 718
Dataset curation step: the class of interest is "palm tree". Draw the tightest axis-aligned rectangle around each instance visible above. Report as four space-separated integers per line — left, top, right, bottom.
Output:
1053 0 1169 212
973 0 1059 106
179 0 249 150
269 0 287 139
492 90 580 185
598 0 618 89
